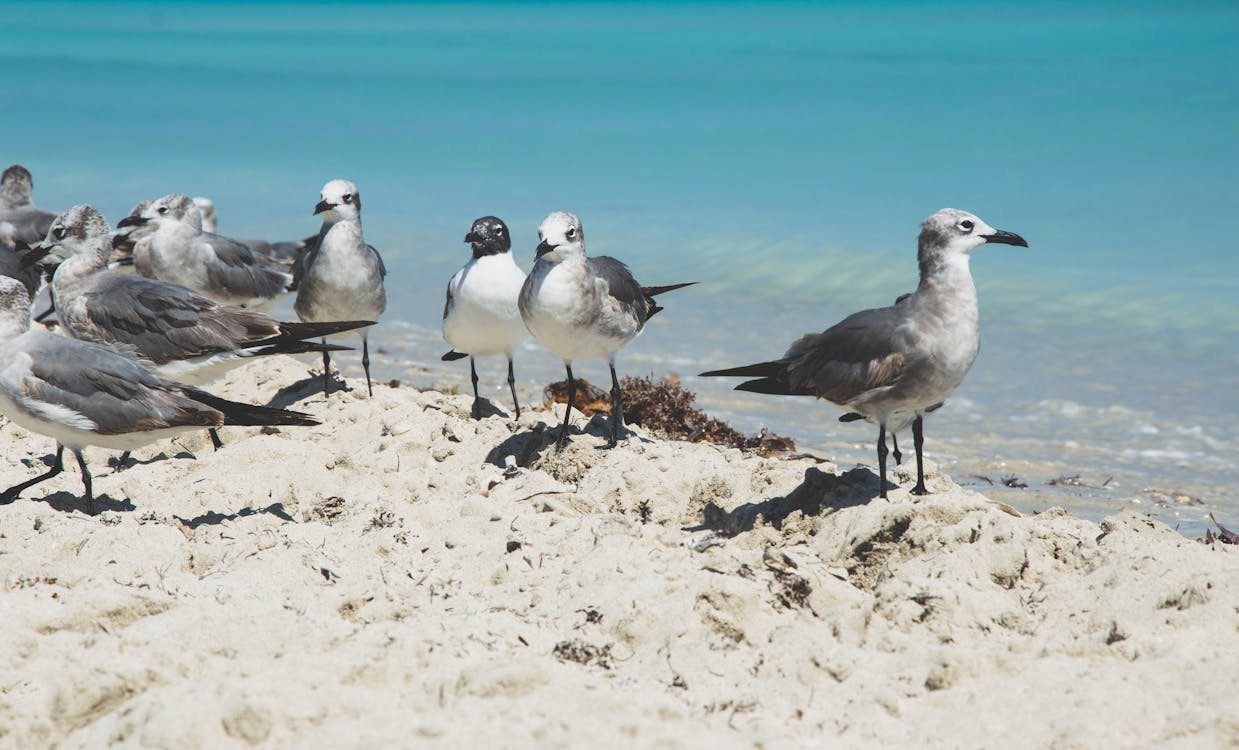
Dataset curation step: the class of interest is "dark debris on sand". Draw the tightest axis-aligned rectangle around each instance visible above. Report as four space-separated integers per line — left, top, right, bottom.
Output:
1201 513 1239 546
544 374 796 455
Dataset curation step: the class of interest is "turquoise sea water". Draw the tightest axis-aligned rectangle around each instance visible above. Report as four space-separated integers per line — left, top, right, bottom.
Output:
4 1 1237 533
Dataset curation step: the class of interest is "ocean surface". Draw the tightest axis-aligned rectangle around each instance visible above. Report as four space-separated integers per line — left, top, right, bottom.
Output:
4 1 1237 535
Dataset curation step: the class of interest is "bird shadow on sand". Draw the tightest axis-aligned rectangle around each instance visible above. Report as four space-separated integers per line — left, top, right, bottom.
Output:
175 502 295 529
31 491 136 516
686 466 887 538
264 371 350 410
484 416 651 469
108 451 195 473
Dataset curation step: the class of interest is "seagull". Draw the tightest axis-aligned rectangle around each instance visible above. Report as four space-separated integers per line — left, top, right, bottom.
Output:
23 205 369 385
441 216 529 419
0 275 321 505
0 165 56 248
117 194 292 307
191 196 311 276
519 211 694 448
294 179 387 397
700 208 1028 499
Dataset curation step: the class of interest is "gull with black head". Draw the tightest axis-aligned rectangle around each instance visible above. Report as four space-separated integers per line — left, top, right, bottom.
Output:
294 179 387 397
701 208 1028 499
519 211 694 448
442 216 528 419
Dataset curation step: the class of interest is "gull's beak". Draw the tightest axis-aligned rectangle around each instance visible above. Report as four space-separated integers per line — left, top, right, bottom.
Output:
535 239 556 259
116 215 148 228
314 200 335 215
983 229 1029 248
111 233 132 249
19 243 54 268
464 231 480 244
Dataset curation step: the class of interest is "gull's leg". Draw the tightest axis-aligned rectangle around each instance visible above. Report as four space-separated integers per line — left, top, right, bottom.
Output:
469 356 481 420
911 416 929 495
362 333 373 397
0 444 65 503
73 449 93 506
507 356 520 420
877 424 890 500
209 428 223 451
321 339 331 397
891 432 903 465
607 360 623 448
556 363 575 450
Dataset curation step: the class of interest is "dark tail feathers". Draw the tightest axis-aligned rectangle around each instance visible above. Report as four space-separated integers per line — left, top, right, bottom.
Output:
441 350 469 362
642 281 697 298
252 340 352 358
277 320 374 340
699 360 811 396
187 389 320 427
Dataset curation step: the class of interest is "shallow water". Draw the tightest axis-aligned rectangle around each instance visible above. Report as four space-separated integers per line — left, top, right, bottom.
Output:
4 1 1237 535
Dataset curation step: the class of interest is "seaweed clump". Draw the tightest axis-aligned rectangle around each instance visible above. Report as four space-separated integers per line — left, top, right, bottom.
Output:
544 374 795 455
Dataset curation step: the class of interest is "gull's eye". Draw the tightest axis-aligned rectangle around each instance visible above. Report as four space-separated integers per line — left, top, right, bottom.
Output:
52 226 66 240
959 219 974 232
566 227 577 238
343 194 353 204
157 205 169 215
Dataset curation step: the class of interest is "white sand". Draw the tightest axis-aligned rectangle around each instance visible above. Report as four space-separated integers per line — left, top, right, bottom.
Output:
1 357 1236 749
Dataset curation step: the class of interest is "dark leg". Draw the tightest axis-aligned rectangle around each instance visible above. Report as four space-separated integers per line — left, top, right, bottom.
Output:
0 445 65 503
111 451 132 472
321 340 331 397
34 304 56 323
876 424 889 500
556 363 575 450
73 449 93 505
469 357 481 419
607 362 623 448
507 356 520 420
362 336 373 397
911 416 928 495
209 428 223 450
891 433 903 465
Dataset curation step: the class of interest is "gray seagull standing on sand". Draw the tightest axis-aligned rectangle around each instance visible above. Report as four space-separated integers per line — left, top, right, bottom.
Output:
442 216 529 419
117 194 292 308
701 208 1028 499
0 164 56 248
519 211 694 448
0 276 320 506
294 179 387 397
23 205 367 386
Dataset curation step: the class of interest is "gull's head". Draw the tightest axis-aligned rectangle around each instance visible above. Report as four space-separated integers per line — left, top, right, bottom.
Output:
192 197 218 233
0 275 33 337
1 164 34 207
315 179 361 221
919 208 1027 265
535 211 584 263
465 216 511 257
27 205 111 266
121 194 202 232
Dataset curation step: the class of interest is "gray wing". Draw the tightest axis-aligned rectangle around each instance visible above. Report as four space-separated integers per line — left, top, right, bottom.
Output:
14 332 221 435
67 274 282 364
780 304 915 404
200 233 292 299
367 244 387 278
589 256 654 325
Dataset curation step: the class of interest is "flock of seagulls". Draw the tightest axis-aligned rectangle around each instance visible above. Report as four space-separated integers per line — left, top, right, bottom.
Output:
0 162 1028 506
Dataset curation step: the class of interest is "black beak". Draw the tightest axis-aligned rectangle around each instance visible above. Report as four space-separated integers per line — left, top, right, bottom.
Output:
535 239 556 259
111 233 132 250
116 215 148 228
464 231 479 244
983 229 1028 248
19 243 53 268
314 200 335 215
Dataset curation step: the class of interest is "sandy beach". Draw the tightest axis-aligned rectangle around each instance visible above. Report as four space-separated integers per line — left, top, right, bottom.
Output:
0 356 1234 749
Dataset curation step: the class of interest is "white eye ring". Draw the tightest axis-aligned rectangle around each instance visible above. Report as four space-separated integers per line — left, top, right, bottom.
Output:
959 219 974 232
566 228 576 238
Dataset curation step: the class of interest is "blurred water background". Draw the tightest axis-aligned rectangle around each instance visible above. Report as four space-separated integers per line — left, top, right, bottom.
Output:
4 0 1237 534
